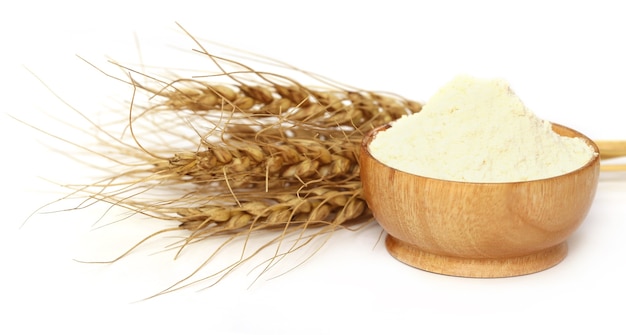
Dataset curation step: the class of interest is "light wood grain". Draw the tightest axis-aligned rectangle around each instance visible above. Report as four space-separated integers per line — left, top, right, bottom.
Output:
360 123 601 278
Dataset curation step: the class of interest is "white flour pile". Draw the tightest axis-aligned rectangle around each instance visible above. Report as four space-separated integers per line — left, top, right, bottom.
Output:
368 75 596 182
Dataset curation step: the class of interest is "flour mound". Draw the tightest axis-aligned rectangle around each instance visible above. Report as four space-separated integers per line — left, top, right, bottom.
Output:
369 75 595 182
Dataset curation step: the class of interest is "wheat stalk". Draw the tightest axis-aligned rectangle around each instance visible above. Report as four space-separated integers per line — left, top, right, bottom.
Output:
51 26 423 294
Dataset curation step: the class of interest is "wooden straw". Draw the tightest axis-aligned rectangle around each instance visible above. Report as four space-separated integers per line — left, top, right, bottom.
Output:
596 140 626 160
596 140 626 172
601 164 626 172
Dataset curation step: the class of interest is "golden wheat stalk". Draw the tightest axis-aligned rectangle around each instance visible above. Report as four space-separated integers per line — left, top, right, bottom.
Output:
45 25 424 294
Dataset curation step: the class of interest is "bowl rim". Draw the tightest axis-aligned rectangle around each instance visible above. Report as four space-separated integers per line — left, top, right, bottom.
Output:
361 122 600 185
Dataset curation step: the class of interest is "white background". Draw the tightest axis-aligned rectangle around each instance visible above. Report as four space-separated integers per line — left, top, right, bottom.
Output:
1 1 625 334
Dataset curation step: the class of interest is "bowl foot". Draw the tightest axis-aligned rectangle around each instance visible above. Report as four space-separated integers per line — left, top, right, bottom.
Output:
385 235 568 278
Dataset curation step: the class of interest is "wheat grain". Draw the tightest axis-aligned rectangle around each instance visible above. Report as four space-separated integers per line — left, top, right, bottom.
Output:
36 26 427 293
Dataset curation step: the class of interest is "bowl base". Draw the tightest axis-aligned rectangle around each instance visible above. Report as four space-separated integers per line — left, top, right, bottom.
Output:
385 235 568 278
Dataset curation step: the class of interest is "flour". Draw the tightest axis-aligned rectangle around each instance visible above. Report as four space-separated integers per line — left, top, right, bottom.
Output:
368 75 596 182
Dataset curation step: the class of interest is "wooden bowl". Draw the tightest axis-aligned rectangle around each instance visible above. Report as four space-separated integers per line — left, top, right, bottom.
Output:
360 123 600 277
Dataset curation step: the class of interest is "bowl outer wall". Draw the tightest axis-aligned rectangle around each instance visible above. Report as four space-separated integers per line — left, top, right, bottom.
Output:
359 123 600 259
